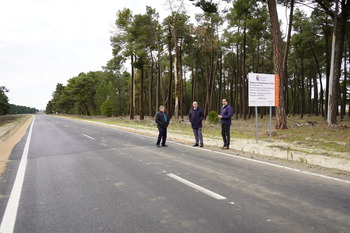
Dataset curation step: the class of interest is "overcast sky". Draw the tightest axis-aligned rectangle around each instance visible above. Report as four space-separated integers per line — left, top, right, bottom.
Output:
1 0 293 110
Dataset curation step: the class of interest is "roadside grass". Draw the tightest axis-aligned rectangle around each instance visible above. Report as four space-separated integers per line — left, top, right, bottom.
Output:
0 114 32 142
63 114 350 158
0 115 31 126
275 115 350 158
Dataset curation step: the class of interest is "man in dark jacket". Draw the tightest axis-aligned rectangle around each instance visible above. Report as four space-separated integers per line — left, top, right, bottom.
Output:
189 101 204 147
218 98 233 149
155 105 169 147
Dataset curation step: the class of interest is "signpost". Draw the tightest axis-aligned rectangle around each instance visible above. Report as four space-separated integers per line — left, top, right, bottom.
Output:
248 73 280 143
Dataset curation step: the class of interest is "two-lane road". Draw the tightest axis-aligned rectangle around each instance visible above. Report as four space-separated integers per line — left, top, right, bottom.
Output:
0 115 349 232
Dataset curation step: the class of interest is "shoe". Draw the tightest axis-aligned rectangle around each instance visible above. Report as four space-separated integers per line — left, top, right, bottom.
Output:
200 144 203 147
222 146 229 150
162 145 168 147
156 144 161 148
193 144 199 147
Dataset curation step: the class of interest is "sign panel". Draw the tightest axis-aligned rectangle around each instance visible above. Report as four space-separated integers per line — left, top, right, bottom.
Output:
248 73 279 107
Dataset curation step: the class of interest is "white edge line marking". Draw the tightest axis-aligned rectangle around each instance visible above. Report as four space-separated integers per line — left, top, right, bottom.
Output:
65 118 350 185
82 134 94 140
167 173 226 200
173 142 350 185
0 116 35 233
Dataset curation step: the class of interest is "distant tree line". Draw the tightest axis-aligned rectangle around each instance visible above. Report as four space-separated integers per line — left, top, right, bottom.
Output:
9 104 38 114
0 86 10 115
46 0 350 128
0 86 38 115
45 71 129 116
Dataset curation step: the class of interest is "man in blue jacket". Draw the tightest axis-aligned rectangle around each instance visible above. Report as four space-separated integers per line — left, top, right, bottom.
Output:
218 98 233 149
189 101 204 147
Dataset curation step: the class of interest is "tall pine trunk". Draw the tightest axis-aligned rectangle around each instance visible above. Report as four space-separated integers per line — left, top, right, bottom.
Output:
313 72 319 116
308 75 312 115
204 54 210 116
242 24 248 120
218 49 223 114
341 47 347 119
155 34 163 113
315 0 350 125
324 21 331 119
167 30 173 118
173 26 180 120
130 54 135 120
301 55 305 118
191 67 195 102
348 39 350 118
149 62 153 117
282 0 294 115
313 51 323 116
139 66 144 120
179 44 184 119
267 0 288 129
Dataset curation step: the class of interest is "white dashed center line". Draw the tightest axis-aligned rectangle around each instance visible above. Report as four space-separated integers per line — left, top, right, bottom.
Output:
167 173 227 200
82 134 95 140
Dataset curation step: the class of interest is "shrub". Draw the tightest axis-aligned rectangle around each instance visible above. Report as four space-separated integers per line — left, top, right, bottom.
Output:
101 99 113 117
207 110 219 124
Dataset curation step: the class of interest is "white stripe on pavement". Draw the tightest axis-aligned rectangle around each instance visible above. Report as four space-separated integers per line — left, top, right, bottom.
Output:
82 134 95 140
167 173 227 200
0 116 35 233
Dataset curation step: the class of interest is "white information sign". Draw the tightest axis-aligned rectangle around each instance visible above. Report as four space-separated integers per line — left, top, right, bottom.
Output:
248 73 279 107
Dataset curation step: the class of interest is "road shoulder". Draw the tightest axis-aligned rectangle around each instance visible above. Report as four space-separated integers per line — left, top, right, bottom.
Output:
0 116 33 177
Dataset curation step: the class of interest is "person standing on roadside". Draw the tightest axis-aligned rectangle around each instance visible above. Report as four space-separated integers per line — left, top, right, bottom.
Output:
155 105 169 148
189 101 204 147
218 98 233 150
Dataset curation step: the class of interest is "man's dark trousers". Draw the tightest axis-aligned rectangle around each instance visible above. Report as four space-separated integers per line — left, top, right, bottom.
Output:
221 124 230 147
157 127 167 146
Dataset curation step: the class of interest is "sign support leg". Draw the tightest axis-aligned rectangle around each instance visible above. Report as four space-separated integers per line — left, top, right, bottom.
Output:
269 106 272 141
255 106 258 143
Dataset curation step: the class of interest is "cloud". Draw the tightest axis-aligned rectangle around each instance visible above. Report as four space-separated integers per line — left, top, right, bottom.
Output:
1 0 118 109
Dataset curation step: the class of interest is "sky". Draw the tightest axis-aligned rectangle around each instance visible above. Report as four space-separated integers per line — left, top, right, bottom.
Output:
0 0 293 110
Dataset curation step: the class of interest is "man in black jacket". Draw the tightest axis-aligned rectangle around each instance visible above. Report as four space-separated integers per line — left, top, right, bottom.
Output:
155 105 169 147
189 101 204 147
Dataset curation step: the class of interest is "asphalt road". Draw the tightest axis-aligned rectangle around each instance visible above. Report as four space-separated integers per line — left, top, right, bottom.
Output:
0 115 349 233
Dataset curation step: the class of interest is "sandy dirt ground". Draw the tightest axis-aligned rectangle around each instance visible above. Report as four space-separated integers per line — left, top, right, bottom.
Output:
0 116 33 176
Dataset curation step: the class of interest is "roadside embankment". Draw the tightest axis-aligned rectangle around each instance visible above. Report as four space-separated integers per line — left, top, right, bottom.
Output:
0 115 33 176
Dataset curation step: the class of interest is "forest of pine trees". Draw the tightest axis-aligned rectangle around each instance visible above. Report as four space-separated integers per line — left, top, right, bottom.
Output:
0 87 39 115
46 0 350 128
